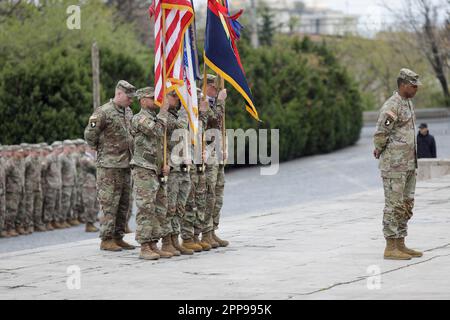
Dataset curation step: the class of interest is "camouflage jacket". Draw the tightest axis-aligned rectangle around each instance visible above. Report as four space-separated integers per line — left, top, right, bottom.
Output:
71 153 81 187
43 154 62 189
24 156 42 192
40 156 49 192
78 152 97 189
84 100 134 169
4 158 23 193
130 108 168 175
374 91 417 172
59 153 76 187
167 107 189 171
205 97 226 163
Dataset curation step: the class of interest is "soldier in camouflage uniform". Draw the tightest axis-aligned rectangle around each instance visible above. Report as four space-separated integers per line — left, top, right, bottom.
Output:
84 80 136 252
374 68 423 260
4 146 23 237
201 74 229 248
0 146 7 237
42 142 64 229
164 90 195 256
59 140 78 227
181 89 211 251
15 144 27 235
39 143 55 231
72 139 86 224
78 142 99 233
24 144 45 233
130 87 173 260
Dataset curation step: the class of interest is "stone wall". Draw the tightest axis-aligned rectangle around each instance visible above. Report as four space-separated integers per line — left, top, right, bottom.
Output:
418 159 450 181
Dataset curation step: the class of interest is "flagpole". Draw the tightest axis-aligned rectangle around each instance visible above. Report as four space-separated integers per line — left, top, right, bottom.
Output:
217 0 227 164
162 4 168 181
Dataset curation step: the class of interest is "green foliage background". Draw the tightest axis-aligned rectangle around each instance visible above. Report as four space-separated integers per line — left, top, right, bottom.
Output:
0 0 363 163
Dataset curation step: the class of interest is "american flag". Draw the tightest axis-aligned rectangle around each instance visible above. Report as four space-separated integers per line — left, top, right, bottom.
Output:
150 0 194 106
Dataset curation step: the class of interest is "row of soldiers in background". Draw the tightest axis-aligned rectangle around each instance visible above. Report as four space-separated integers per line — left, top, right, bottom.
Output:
84 77 228 260
0 140 102 238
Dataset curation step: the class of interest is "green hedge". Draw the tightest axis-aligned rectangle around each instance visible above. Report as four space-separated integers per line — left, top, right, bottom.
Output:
224 37 363 163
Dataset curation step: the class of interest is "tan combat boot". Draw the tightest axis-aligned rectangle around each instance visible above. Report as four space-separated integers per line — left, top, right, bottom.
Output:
213 231 229 247
16 226 26 235
195 234 211 251
7 229 19 237
181 238 202 253
161 235 180 256
62 221 71 228
384 238 412 260
46 222 55 231
150 241 173 258
202 231 219 249
396 238 423 258
0 230 9 238
114 238 136 250
35 225 47 232
139 242 160 260
85 223 99 233
69 218 80 226
52 221 63 229
100 239 123 252
173 234 195 255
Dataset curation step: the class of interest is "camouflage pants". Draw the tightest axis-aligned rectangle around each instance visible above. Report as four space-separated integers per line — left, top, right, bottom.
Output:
5 192 20 230
127 180 134 224
156 180 170 238
132 167 167 243
167 170 191 236
97 167 131 241
60 186 75 222
24 189 43 228
73 185 83 220
203 164 225 233
0 194 5 232
43 187 59 223
82 187 97 224
181 169 206 240
382 170 416 239
15 192 26 228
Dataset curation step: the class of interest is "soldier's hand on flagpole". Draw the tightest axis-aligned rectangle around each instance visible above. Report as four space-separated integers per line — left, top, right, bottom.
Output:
161 99 170 112
199 100 208 113
373 149 381 159
162 165 170 176
218 89 227 101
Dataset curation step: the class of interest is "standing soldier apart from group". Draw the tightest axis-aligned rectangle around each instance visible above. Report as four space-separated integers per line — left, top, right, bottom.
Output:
373 68 423 261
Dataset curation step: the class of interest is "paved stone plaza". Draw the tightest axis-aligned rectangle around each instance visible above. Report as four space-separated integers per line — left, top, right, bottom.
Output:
1 175 449 300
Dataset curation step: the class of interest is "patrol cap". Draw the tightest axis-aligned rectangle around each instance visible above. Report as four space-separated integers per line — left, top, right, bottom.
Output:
63 140 75 147
31 144 41 151
73 139 85 146
167 90 178 97
39 143 48 148
205 74 217 85
398 68 422 86
136 87 155 100
51 141 63 149
116 80 137 98
20 143 31 150
44 145 53 152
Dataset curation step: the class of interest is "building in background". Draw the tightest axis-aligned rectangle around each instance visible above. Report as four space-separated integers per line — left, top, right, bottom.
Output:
196 0 359 37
